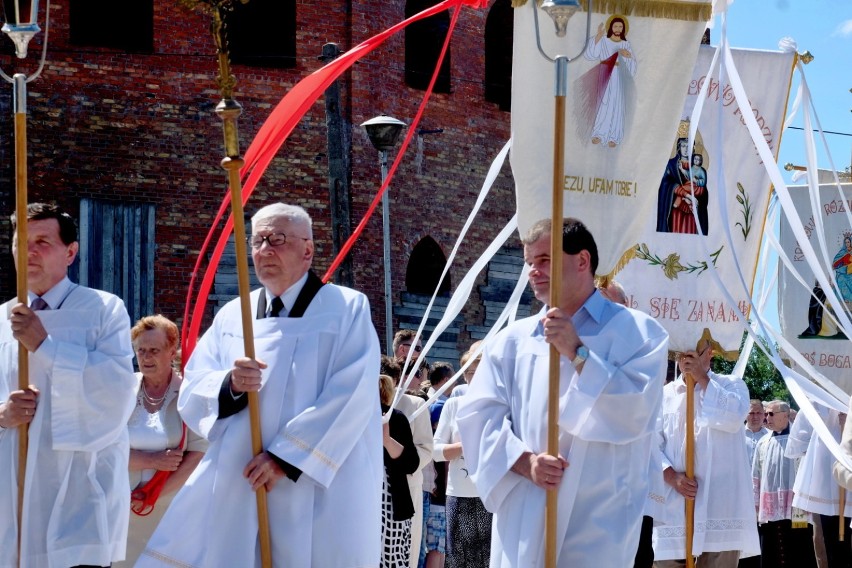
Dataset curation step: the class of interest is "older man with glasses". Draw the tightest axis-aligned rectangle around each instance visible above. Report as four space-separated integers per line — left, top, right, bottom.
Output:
753 400 817 566
139 203 383 567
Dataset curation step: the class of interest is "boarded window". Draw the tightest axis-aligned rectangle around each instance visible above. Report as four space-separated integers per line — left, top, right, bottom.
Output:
405 0 451 93
77 199 155 325
484 0 513 111
69 0 154 52
225 0 297 68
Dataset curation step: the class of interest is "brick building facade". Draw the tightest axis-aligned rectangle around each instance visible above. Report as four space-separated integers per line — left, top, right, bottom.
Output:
0 0 532 360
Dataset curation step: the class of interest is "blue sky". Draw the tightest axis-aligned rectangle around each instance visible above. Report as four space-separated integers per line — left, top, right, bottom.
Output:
725 0 852 180
723 1 852 334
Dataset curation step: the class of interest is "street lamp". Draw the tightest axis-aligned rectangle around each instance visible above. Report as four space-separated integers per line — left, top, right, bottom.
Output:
530 1 590 567
1 0 48 562
362 115 405 356
2 0 40 58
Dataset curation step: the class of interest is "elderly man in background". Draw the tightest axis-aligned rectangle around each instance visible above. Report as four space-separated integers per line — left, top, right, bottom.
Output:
753 400 817 566
0 203 137 568
654 344 760 566
458 218 668 566
139 203 382 567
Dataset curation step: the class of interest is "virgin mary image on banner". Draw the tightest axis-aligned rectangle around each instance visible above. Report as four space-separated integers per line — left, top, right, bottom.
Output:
832 233 852 309
656 129 710 235
579 14 638 148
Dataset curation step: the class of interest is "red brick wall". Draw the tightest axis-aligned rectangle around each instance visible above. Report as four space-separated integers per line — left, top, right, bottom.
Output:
0 1 516 354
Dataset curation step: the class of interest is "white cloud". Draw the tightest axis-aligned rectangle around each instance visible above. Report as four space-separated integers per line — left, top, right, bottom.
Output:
835 19 852 37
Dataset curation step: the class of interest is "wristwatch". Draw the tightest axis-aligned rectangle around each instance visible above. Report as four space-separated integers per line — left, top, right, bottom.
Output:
572 344 589 368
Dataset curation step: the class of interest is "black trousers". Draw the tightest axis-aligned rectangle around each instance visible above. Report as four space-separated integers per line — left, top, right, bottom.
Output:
819 514 852 567
633 515 654 568
761 519 817 567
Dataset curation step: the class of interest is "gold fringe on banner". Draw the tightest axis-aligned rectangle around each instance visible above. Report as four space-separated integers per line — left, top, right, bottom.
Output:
514 0 712 23
596 244 638 286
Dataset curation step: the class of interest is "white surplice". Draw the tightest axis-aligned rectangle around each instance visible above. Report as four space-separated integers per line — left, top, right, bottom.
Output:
653 373 761 560
457 292 668 567
786 405 852 517
138 284 383 567
744 426 769 467
0 279 137 568
753 431 796 523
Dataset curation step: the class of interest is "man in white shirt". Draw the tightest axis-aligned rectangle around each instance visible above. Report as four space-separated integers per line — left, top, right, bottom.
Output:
0 203 137 568
139 203 383 567
789 404 849 566
745 399 769 465
654 347 760 566
753 400 816 565
458 218 668 566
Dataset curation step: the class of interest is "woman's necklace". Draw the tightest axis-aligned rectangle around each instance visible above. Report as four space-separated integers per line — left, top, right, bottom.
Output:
141 377 168 406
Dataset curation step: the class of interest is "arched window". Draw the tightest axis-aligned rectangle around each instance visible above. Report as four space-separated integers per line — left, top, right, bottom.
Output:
405 0 451 93
406 237 451 295
484 0 513 111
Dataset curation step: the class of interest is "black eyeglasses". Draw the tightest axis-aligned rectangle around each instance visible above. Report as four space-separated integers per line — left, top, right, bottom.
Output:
766 411 787 417
401 343 422 353
248 233 309 249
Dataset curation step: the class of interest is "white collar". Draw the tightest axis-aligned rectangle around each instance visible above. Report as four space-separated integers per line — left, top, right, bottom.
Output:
29 276 74 310
264 272 309 315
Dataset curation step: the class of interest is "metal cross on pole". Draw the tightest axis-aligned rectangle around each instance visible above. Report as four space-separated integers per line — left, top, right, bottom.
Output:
181 0 272 565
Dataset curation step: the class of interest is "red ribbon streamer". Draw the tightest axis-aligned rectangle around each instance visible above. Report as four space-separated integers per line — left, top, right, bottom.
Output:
180 0 483 363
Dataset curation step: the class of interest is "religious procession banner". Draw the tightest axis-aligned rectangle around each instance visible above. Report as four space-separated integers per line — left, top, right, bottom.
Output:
606 46 796 354
512 0 797 354
779 183 852 395
511 0 712 267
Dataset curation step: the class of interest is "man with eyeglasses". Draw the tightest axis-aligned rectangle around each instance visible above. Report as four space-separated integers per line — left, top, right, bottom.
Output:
394 329 423 360
753 400 818 565
139 203 383 567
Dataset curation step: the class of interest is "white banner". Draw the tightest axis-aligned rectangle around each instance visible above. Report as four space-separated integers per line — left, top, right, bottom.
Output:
613 46 795 354
511 0 711 273
780 183 852 395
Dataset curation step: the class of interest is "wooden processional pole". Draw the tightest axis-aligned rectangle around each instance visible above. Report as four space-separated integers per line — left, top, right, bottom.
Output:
840 487 846 542
544 55 568 568
200 3 272 565
684 367 696 568
13 72 29 567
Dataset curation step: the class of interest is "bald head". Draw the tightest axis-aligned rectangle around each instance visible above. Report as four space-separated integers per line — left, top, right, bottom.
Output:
600 280 628 306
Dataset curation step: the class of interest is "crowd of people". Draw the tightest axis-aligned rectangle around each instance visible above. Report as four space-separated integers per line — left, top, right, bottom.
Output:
4 201 852 567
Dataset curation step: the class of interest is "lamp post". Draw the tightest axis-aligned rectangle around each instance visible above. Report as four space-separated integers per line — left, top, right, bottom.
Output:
530 2 591 567
1 1 48 563
362 115 405 356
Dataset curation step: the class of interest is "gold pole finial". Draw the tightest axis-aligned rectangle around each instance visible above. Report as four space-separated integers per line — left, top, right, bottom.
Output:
798 50 814 65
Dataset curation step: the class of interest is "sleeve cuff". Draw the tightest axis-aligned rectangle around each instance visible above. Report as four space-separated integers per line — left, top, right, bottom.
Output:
268 451 302 482
217 372 248 420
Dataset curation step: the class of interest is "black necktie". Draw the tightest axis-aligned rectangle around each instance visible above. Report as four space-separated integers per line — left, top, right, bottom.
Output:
270 296 285 318
31 297 50 311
